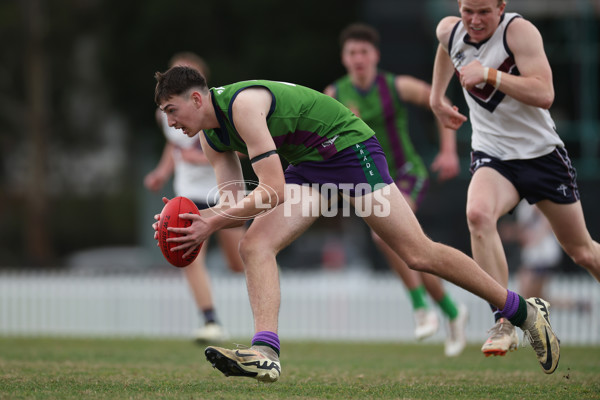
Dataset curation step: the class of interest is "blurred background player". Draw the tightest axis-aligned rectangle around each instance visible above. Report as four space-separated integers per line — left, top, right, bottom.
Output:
144 52 245 343
324 23 468 357
499 201 563 300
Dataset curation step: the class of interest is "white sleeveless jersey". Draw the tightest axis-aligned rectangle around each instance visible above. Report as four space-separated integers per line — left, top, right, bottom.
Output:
448 13 563 160
160 113 218 202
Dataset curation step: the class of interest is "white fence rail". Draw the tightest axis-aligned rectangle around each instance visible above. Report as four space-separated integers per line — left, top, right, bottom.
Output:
0 270 598 344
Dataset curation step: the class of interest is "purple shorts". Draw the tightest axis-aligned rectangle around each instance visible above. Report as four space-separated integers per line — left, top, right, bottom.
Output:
284 136 394 197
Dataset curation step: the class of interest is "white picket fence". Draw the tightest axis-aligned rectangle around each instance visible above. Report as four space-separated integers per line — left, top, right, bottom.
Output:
0 270 598 344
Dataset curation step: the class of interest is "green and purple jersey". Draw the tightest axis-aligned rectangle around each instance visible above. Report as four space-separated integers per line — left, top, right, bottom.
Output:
330 71 428 203
331 72 427 181
203 80 375 166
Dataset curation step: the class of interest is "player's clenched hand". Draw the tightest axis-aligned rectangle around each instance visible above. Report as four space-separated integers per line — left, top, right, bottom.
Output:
432 103 467 131
459 59 485 90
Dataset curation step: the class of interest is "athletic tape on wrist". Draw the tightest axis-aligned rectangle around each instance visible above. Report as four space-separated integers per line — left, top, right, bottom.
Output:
484 67 502 89
495 71 502 89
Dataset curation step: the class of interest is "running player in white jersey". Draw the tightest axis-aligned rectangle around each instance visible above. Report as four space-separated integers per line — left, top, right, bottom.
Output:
144 52 245 343
430 0 600 358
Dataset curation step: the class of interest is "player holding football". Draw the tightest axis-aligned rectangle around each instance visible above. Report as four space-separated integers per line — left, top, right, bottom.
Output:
430 0 600 358
153 67 560 382
144 52 245 343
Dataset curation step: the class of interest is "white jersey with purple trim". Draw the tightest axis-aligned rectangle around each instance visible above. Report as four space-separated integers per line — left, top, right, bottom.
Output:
160 113 218 202
448 12 563 160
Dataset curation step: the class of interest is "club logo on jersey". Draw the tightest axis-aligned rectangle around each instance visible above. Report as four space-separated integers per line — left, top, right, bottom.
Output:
321 135 339 148
453 51 466 67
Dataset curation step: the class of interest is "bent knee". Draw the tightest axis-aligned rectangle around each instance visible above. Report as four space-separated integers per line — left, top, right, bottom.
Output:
565 245 596 269
466 206 496 233
238 234 276 264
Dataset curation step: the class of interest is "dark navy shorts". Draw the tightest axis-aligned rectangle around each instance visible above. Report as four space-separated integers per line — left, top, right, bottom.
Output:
469 147 580 204
284 136 394 197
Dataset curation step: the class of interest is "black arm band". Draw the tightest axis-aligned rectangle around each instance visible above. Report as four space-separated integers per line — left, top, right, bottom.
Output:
250 150 278 164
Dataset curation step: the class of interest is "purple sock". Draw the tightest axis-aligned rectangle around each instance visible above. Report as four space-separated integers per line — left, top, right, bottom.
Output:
252 331 280 354
500 290 519 319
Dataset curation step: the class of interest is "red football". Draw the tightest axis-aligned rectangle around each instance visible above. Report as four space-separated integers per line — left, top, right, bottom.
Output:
158 196 202 268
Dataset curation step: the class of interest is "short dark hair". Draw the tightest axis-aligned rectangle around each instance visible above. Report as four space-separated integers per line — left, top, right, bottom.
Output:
339 23 380 49
154 66 208 105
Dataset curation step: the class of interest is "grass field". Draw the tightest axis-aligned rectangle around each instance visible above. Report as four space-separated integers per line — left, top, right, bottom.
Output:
1 337 599 399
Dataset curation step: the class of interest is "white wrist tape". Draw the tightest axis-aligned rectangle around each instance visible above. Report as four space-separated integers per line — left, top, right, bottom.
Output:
495 71 502 89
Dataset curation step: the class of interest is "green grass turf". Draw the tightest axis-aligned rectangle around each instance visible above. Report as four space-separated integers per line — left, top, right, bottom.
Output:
0 337 598 399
